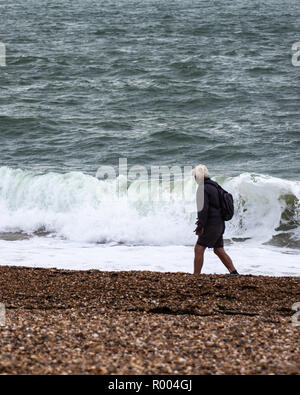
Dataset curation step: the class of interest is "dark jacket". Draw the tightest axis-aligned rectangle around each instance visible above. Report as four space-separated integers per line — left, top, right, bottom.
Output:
196 178 224 230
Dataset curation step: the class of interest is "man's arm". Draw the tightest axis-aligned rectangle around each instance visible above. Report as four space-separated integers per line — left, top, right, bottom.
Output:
196 189 209 231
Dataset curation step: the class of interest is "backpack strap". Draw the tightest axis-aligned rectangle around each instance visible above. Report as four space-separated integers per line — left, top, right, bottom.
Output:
204 179 222 210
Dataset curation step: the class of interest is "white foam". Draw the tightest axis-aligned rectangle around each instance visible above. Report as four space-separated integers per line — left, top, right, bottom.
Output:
0 167 299 246
0 166 299 275
0 237 299 276
222 173 300 243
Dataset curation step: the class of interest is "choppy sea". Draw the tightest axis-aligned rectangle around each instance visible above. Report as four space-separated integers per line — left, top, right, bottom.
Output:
0 0 299 275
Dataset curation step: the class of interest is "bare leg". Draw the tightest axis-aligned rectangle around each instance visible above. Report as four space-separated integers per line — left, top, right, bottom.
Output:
194 244 206 274
213 247 236 273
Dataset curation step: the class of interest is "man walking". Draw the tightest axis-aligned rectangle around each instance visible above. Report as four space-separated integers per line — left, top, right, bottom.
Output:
192 165 239 275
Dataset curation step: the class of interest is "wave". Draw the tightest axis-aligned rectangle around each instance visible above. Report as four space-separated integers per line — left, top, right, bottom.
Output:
218 173 300 249
0 166 299 248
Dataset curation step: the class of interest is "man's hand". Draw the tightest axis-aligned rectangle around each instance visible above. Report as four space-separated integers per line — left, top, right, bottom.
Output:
194 219 204 236
194 225 204 236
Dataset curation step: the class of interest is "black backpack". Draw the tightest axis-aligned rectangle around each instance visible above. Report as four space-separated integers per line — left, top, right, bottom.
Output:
206 180 234 221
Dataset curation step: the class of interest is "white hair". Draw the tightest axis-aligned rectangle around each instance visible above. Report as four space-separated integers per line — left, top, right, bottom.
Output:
192 164 209 184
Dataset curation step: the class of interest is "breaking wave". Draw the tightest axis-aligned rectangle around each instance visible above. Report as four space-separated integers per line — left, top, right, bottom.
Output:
0 166 299 248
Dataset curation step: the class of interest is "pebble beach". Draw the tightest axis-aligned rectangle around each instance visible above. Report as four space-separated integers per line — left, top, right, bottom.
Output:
0 266 299 375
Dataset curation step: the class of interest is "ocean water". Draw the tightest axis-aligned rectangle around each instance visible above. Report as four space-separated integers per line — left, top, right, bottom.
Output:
0 0 299 275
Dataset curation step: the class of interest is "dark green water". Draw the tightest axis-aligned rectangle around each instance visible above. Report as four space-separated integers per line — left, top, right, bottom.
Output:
0 0 300 178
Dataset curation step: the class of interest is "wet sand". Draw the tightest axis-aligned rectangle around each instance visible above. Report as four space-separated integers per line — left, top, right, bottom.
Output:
0 266 299 374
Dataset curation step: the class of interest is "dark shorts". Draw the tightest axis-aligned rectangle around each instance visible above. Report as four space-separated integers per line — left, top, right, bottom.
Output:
196 223 225 248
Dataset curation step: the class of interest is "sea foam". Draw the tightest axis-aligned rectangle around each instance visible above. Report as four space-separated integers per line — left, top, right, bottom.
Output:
0 166 299 249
